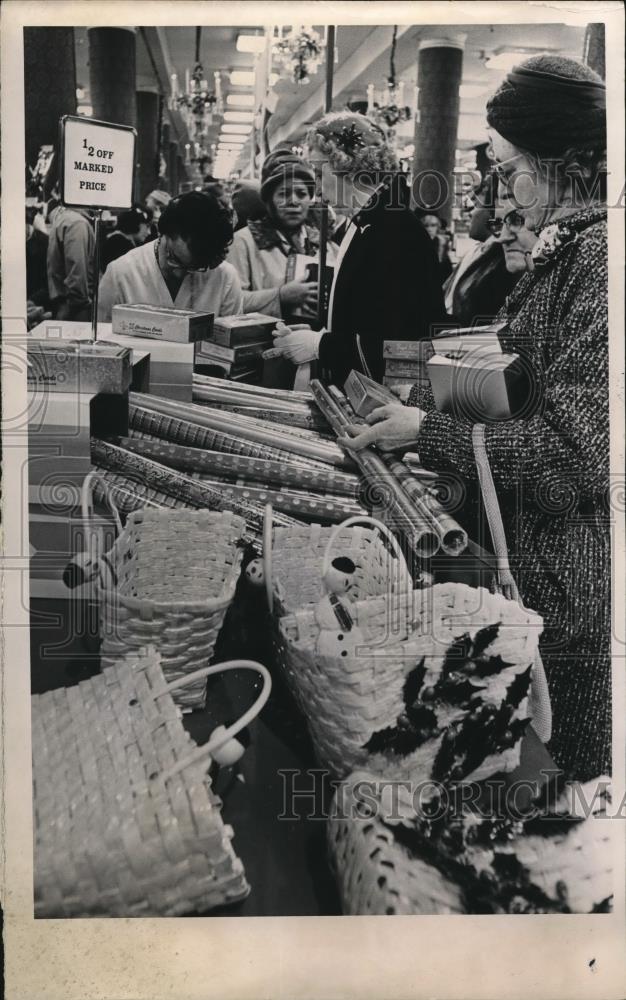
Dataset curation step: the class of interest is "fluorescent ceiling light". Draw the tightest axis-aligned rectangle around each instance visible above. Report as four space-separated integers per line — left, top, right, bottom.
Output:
236 34 266 53
230 70 256 87
459 84 488 99
77 105 93 117
223 111 255 123
221 123 252 134
226 93 255 107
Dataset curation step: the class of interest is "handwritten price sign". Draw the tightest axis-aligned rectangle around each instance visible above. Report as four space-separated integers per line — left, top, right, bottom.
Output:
59 115 137 209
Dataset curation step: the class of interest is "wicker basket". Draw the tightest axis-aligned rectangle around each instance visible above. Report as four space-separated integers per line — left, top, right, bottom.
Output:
262 510 413 618
277 581 542 782
33 647 272 917
92 493 246 709
328 769 613 915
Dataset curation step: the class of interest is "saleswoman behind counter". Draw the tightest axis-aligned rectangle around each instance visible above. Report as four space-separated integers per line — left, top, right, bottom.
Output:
97 190 243 322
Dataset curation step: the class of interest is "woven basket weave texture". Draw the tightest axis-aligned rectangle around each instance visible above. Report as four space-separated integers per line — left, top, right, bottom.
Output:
277 582 541 780
99 508 245 709
33 647 249 917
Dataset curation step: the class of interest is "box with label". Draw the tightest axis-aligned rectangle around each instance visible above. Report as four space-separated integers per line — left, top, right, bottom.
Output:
427 351 526 422
112 303 213 344
102 331 194 402
27 339 132 395
210 312 279 348
344 370 398 417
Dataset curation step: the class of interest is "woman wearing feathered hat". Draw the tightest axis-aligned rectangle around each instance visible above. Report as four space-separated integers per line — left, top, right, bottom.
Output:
271 111 447 385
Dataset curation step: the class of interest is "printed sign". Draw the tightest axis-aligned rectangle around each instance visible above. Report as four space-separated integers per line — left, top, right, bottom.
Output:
59 115 136 210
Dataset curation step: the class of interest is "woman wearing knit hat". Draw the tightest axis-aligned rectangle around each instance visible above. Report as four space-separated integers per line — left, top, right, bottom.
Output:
272 111 446 385
342 56 610 782
226 147 337 321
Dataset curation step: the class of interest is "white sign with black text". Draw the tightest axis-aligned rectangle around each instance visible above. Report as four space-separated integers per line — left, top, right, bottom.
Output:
60 115 136 210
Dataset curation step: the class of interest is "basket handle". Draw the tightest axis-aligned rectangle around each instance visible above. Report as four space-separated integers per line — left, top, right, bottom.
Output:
156 659 272 783
321 514 410 589
81 470 123 559
262 502 274 613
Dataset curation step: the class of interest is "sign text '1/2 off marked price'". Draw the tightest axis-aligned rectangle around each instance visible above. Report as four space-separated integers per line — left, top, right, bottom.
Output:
59 115 137 210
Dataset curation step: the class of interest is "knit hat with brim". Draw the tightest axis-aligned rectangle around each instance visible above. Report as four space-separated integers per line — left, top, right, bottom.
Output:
260 148 315 202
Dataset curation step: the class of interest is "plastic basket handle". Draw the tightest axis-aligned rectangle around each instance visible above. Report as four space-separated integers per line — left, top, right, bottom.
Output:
156 659 272 783
321 514 410 582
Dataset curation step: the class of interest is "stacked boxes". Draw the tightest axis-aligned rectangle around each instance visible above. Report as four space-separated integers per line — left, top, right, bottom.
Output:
196 312 279 384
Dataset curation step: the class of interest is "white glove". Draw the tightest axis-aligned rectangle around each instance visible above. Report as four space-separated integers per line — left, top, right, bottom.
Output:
272 322 323 364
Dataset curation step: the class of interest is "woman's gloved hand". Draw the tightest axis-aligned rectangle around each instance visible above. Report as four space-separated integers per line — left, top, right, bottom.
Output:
338 403 426 453
272 322 323 364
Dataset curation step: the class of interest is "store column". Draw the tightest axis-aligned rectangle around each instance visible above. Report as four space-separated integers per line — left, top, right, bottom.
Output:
136 90 160 201
583 23 605 78
88 27 137 128
411 34 465 225
169 142 179 195
24 27 77 187
161 121 171 191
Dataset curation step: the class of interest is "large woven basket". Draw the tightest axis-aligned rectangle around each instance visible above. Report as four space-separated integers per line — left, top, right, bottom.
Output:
328 769 613 915
97 506 246 709
263 512 413 618
277 581 542 782
33 647 271 918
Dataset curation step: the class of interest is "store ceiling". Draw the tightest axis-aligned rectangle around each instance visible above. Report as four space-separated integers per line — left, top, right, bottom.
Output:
74 21 587 175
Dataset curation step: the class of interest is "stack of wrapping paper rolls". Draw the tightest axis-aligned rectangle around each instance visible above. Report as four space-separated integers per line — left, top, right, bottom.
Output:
90 377 465 557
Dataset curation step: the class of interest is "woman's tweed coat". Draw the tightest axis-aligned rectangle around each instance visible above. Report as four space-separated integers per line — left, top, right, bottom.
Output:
409 206 610 781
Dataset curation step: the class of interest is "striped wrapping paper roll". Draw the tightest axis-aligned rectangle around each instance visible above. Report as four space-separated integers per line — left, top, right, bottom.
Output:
90 438 300 539
129 402 334 472
113 436 361 499
191 399 333 434
193 372 313 405
129 393 352 470
90 467 187 515
189 476 363 524
326 385 467 557
310 381 441 559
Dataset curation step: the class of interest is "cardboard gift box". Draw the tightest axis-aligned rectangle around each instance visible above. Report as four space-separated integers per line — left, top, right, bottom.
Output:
209 312 279 348
27 339 132 395
112 303 213 344
427 351 527 422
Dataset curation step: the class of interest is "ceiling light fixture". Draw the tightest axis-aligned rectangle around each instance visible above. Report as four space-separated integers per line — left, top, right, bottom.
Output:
236 34 266 54
221 123 252 134
229 70 256 87
226 93 255 108
223 111 255 123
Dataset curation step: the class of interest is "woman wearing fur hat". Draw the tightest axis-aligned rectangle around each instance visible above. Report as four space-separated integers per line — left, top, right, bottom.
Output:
342 56 610 781
272 112 446 385
226 148 337 321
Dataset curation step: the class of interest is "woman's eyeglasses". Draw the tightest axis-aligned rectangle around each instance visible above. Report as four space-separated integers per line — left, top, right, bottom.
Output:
164 244 210 273
487 210 525 237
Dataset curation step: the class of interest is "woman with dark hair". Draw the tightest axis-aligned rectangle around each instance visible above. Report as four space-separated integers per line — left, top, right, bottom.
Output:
102 207 151 270
342 56 610 781
272 112 446 386
226 148 337 321
98 190 242 321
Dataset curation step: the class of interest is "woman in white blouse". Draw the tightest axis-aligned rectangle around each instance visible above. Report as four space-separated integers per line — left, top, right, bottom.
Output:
98 191 243 322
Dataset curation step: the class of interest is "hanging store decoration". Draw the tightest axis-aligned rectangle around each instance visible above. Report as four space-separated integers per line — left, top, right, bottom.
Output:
366 26 415 148
273 25 324 85
169 26 223 169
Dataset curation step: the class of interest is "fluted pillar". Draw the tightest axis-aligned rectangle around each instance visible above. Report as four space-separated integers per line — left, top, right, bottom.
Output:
583 23 605 79
24 28 77 191
411 34 465 225
168 142 179 194
136 90 160 200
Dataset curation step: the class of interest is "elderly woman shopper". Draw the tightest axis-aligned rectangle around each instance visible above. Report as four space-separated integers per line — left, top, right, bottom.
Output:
342 56 610 782
227 148 336 322
98 190 242 322
273 112 446 385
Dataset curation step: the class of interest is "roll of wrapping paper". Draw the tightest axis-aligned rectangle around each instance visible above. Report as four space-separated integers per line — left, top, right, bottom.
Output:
328 385 468 557
189 476 362 524
129 402 334 471
129 392 352 469
191 397 332 434
193 372 313 405
384 456 467 556
309 381 440 560
112 436 361 498
191 397 334 443
90 467 184 514
191 381 320 417
90 438 300 539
